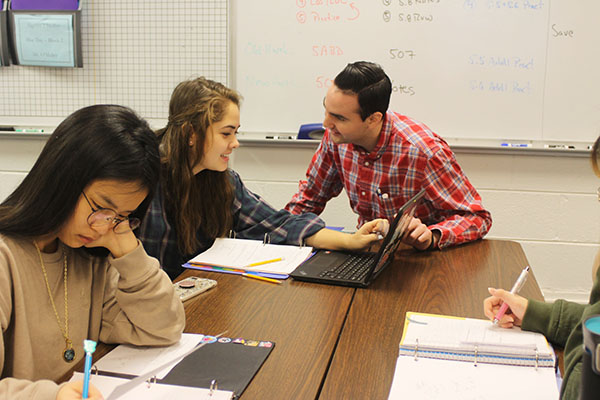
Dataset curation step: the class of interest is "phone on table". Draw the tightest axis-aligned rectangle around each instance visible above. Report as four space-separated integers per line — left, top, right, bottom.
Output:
173 276 217 301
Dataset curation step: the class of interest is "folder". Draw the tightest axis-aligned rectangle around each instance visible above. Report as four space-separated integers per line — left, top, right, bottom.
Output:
10 0 78 10
0 0 9 66
73 333 275 399
8 0 83 67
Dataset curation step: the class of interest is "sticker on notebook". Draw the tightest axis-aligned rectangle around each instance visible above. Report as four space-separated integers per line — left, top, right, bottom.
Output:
201 335 218 344
232 337 245 344
218 337 232 343
258 341 273 348
245 340 259 347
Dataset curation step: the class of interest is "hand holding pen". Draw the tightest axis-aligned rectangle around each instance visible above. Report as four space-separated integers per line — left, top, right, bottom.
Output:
483 266 530 329
55 380 103 400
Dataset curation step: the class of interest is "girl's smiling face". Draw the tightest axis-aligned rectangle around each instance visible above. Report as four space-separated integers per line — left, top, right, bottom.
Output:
192 101 240 175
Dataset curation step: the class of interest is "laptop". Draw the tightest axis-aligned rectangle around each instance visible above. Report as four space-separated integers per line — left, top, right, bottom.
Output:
290 188 426 287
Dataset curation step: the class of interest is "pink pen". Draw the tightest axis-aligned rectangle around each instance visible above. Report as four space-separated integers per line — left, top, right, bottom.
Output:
493 266 530 325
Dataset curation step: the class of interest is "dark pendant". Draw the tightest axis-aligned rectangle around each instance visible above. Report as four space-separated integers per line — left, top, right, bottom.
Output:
63 348 75 362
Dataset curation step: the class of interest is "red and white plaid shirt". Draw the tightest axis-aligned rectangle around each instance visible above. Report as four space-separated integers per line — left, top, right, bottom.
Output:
285 112 492 249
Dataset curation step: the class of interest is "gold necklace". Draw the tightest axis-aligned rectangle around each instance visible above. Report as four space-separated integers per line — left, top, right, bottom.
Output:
34 241 75 362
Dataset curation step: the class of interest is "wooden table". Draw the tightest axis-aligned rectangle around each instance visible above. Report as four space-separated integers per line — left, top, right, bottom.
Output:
318 239 543 400
175 239 544 400
64 240 543 398
177 269 354 400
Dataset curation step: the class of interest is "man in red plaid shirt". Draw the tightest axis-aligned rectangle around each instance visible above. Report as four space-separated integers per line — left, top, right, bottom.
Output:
285 61 492 251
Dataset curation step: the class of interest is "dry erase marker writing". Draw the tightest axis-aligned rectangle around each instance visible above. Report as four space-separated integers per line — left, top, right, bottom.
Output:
242 273 282 284
545 144 575 149
245 257 283 268
15 128 45 133
500 143 531 148
82 339 97 399
266 135 294 139
493 266 530 325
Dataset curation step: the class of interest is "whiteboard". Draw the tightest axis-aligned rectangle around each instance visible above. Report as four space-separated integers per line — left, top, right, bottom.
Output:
232 0 600 142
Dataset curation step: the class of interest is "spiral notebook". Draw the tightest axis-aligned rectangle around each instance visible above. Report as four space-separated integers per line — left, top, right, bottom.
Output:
388 312 559 399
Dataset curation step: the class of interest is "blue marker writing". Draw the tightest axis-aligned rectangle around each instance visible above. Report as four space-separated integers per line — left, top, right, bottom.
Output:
15 128 45 133
500 143 531 148
82 339 97 399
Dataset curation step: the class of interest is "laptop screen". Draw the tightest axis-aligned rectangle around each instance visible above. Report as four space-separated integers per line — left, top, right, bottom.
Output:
368 188 426 278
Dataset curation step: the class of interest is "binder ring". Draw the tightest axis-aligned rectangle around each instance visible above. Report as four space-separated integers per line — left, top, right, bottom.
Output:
474 345 478 367
414 338 419 361
209 379 218 396
263 233 271 245
228 230 236 239
91 364 98 375
146 375 157 388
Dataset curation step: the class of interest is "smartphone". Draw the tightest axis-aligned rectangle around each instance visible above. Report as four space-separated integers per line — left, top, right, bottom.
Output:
173 276 217 301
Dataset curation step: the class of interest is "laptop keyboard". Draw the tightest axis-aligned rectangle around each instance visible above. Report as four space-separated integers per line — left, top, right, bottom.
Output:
318 253 377 281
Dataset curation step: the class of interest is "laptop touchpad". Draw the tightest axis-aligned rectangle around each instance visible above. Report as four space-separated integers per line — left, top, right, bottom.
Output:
307 251 349 270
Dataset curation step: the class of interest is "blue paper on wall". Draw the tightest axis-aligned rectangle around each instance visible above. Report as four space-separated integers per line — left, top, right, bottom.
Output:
13 14 75 67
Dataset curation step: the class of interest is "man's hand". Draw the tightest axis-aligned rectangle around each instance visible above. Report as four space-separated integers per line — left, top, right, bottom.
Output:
402 217 438 251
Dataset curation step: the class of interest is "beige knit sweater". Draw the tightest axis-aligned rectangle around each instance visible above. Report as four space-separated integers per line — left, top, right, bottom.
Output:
0 235 185 399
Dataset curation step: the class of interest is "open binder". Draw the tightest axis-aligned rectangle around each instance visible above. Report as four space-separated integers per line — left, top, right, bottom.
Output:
398 312 555 368
387 312 559 399
185 236 313 278
71 372 233 400
72 333 274 400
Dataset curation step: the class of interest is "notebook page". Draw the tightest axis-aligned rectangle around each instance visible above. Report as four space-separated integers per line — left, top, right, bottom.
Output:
93 333 204 379
70 372 233 400
387 357 559 400
188 238 313 274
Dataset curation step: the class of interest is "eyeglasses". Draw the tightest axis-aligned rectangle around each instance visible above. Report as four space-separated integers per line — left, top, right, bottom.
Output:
81 192 140 233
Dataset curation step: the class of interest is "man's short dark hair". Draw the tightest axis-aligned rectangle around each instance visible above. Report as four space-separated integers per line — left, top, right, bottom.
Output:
333 61 392 120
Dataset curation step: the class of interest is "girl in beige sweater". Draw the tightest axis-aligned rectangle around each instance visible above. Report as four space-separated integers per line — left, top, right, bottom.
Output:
0 105 185 399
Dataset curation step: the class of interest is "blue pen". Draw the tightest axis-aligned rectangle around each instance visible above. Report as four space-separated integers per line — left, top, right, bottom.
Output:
82 339 97 399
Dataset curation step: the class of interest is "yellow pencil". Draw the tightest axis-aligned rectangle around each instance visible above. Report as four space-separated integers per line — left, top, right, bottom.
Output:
245 257 283 268
242 273 282 284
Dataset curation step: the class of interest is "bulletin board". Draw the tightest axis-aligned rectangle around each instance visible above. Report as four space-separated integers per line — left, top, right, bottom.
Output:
0 0 229 125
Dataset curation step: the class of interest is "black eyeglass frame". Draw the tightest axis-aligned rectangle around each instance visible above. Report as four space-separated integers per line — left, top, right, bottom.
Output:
81 191 140 233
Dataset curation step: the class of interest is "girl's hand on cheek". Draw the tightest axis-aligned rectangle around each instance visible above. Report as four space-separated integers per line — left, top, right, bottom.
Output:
86 228 138 258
